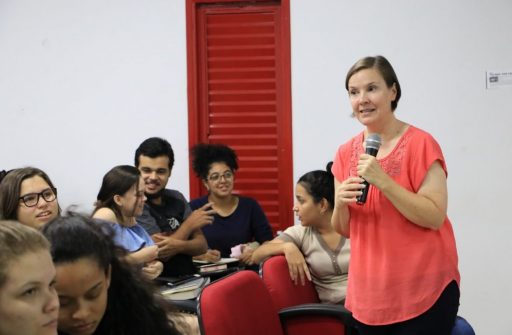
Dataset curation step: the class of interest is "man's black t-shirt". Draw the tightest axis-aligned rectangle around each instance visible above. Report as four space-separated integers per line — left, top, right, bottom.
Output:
137 189 196 277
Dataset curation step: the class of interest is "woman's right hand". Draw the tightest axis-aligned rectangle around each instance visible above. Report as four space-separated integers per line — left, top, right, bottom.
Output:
335 176 365 207
283 243 311 285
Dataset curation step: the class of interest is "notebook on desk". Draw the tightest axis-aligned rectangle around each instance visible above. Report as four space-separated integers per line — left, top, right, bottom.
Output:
193 257 240 274
192 257 239 265
156 273 201 286
160 276 210 301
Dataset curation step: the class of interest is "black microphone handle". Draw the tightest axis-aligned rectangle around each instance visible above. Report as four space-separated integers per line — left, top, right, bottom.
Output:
356 179 370 204
365 147 379 157
356 146 379 205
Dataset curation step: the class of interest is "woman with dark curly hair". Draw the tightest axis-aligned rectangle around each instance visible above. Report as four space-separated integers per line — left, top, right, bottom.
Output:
42 213 194 335
190 143 273 265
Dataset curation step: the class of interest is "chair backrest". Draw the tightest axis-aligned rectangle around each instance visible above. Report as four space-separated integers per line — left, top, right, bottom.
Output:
260 255 320 310
451 316 475 335
197 270 284 335
260 255 351 335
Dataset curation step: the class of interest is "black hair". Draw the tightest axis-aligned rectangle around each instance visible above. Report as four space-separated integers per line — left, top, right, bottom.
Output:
345 55 401 111
297 162 335 209
94 165 141 222
134 137 174 169
42 213 181 335
190 143 238 180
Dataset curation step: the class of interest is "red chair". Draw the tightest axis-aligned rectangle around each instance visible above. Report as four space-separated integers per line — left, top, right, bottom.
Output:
197 270 355 335
260 255 355 335
197 270 284 335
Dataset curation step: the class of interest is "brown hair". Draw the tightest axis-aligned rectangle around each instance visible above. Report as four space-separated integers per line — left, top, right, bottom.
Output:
345 55 401 111
0 167 60 221
93 165 141 223
0 220 50 287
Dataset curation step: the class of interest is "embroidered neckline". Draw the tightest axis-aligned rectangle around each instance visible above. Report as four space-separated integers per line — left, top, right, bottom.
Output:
350 126 413 177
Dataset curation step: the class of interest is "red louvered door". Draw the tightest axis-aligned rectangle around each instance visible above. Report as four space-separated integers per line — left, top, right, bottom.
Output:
186 0 293 234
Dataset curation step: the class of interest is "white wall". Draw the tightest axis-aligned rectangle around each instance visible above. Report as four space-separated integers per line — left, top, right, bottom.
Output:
0 0 190 211
1 0 511 333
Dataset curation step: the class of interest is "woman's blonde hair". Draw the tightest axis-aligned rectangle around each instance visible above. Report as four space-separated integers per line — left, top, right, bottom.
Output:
0 220 50 287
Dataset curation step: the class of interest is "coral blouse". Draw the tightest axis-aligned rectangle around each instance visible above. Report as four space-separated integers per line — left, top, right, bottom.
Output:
331 126 460 325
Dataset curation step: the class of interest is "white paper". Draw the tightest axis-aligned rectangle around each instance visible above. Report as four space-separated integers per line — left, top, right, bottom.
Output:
486 71 512 89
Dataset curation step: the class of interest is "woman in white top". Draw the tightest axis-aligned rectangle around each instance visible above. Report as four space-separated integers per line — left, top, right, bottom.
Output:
252 162 350 304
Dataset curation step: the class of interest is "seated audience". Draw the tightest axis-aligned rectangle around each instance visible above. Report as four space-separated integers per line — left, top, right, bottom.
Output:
42 213 195 335
0 220 59 335
252 163 350 304
190 143 273 265
0 167 60 229
92 165 163 280
135 137 212 277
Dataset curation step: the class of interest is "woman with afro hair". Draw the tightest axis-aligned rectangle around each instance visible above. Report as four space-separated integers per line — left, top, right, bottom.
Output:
190 143 273 266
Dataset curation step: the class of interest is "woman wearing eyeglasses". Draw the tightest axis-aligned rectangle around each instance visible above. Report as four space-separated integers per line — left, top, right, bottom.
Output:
189 144 273 265
0 167 60 229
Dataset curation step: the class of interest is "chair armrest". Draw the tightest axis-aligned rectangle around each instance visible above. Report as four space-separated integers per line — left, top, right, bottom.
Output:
278 303 355 327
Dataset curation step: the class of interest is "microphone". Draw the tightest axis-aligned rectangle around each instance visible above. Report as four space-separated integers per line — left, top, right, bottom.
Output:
356 133 382 205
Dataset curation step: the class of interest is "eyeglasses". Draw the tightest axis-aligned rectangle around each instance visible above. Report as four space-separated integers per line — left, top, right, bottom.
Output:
207 171 234 183
19 188 57 207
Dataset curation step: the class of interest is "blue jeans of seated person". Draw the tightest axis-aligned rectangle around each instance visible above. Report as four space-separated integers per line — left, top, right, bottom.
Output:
354 280 460 335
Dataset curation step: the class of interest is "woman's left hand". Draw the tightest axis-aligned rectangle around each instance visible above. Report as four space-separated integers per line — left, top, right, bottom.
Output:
142 260 163 280
239 247 255 265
